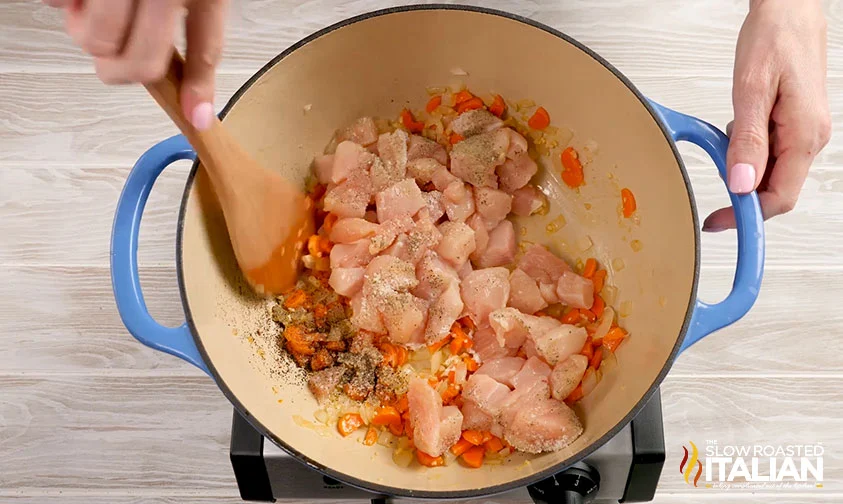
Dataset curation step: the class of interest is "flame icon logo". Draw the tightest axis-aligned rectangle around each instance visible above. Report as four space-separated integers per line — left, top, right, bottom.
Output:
680 441 703 487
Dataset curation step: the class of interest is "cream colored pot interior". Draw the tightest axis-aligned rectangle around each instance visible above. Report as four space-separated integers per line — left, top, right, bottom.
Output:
179 8 696 493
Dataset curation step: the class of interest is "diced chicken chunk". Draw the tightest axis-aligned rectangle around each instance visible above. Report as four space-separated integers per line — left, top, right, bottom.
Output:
369 215 414 254
511 356 552 390
431 166 460 192
550 355 589 401
474 219 516 268
380 292 427 345
364 255 418 293
508 268 548 314
490 308 562 349
475 357 526 388
556 270 595 309
539 282 560 305
371 130 409 191
332 141 372 184
436 221 476 268
474 187 513 224
463 374 511 416
376 178 426 223
330 239 373 268
449 129 509 188
421 190 446 222
460 400 494 431
337 117 379 146
517 244 571 284
425 282 464 343
328 267 365 297
533 324 588 366
473 324 517 361
313 154 334 185
467 213 490 263
505 129 529 159
350 291 386 334
329 218 379 244
511 185 548 217
442 181 476 223
307 366 347 404
414 251 459 301
449 109 504 138
457 260 473 280
323 170 372 218
407 135 448 165
498 155 539 194
407 158 445 184
504 398 583 453
461 268 510 325
408 378 463 457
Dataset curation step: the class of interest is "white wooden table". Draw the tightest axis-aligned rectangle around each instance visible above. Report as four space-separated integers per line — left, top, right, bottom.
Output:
1 1 840 502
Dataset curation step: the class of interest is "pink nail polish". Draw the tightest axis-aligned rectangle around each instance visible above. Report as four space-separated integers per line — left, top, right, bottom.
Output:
729 163 756 194
191 102 214 131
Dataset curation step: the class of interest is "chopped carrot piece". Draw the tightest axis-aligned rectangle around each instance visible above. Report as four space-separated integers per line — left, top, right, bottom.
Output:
464 356 479 372
322 213 338 234
592 270 607 294
451 438 474 457
462 430 485 446
590 346 603 370
580 336 594 360
283 289 308 309
337 413 364 437
621 188 637 218
528 106 551 130
603 327 628 352
561 147 585 188
592 337 603 348
400 109 425 134
583 258 598 279
448 370 456 384
284 326 316 356
560 309 580 325
380 344 398 367
441 384 460 404
456 97 485 114
489 94 507 118
565 384 584 404
396 345 409 366
454 90 474 105
480 431 493 443
416 450 445 467
427 335 450 354
449 132 465 145
313 303 328 320
484 436 505 453
363 426 378 446
592 295 605 318
458 316 476 332
393 394 409 414
426 95 443 113
449 323 470 354
371 406 402 427
580 309 597 323
388 421 404 437
461 445 485 468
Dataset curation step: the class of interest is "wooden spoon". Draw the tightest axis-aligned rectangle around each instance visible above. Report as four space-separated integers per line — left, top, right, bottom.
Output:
145 50 313 296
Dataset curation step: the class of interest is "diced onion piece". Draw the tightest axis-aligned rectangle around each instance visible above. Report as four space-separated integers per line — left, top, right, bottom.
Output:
516 99 536 109
392 449 414 468
630 240 643 252
450 67 468 76
378 431 396 447
620 301 633 318
600 347 618 373
593 307 615 341
577 235 593 252
612 258 625 272
581 368 598 398
444 449 458 466
302 254 330 271
313 409 328 424
431 350 444 373
602 285 619 305
412 347 431 362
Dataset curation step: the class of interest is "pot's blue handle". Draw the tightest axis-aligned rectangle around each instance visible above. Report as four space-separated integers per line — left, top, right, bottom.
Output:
110 134 209 374
649 101 765 353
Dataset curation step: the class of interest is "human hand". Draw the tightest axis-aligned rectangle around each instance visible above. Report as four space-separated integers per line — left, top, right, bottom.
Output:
43 0 230 131
704 0 831 232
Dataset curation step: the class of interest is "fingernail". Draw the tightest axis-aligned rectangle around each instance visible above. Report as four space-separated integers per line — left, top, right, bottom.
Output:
702 223 727 233
729 163 756 194
191 102 214 131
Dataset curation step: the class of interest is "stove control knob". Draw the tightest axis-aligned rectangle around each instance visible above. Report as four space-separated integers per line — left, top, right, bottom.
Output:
527 462 600 504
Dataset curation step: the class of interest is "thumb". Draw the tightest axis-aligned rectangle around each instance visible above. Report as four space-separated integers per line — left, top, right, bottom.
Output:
181 0 228 131
725 75 775 194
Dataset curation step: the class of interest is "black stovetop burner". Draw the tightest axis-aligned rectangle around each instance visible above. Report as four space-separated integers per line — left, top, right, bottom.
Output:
230 390 665 503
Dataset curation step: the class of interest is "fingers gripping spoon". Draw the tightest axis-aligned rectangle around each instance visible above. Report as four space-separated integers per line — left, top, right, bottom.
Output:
145 51 314 296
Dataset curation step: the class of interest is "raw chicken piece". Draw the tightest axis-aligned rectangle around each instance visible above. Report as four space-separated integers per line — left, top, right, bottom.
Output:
467 213 490 263
539 282 560 305
521 338 541 359
398 212 443 264
371 130 409 191
425 282 464 343
407 135 448 165
376 178 426 223
414 251 459 301
442 181 476 223
383 234 410 262
532 324 588 366
461 268 510 325
463 374 511 416
505 128 529 159
511 184 548 217
436 221 476 268
421 190 446 222
337 117 379 146
511 356 552 390
364 255 419 293
457 260 473 280
474 187 513 225
380 292 428 345
307 366 348 404
449 129 509 188
474 220 516 268
449 109 504 138
328 267 365 297
504 398 583 453
350 291 386 334
497 155 539 194
508 268 548 314
408 158 445 184
329 218 379 244
408 378 464 457
473 324 517 361
364 210 379 223
489 307 532 349
550 355 589 401
323 170 372 218
556 270 595 309
517 244 572 284
332 141 372 184
475 357 526 388
461 400 494 431
313 154 335 185
330 239 373 268
369 215 414 254
431 166 460 192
